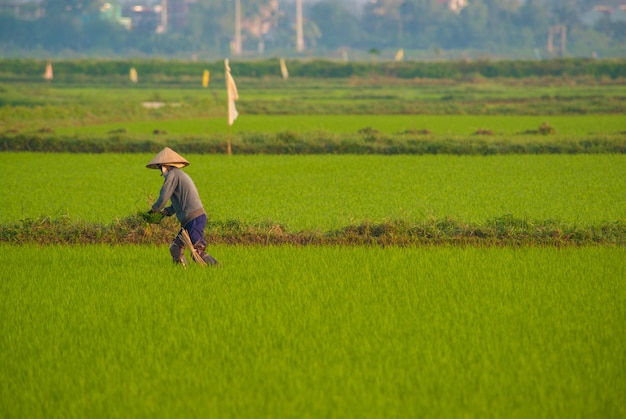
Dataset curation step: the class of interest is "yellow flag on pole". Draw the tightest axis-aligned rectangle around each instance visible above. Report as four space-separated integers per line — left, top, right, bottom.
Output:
130 67 138 83
395 49 404 61
225 59 238 126
202 69 210 88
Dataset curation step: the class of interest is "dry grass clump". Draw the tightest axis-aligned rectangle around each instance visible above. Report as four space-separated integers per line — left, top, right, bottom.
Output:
519 122 556 135
358 127 380 135
396 129 432 135
107 128 127 134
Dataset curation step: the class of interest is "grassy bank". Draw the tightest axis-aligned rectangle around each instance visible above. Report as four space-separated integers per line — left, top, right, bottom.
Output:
1 215 625 247
2 131 625 155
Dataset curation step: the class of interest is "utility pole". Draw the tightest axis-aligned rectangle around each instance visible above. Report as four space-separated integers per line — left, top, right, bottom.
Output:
296 0 304 53
547 25 566 57
233 0 242 56
161 0 167 33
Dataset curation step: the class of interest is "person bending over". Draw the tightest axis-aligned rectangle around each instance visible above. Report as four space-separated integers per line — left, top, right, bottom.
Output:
146 147 218 267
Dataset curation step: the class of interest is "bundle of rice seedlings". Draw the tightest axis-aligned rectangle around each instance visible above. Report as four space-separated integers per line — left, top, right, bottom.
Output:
178 228 207 266
139 211 164 224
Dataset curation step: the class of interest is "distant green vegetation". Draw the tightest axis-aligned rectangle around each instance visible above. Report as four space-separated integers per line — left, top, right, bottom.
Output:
2 58 626 81
2 0 625 59
2 245 624 418
2 130 625 156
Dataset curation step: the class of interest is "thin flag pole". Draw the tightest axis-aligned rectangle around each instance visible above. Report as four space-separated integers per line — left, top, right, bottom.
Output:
296 0 304 53
227 124 232 155
233 0 242 56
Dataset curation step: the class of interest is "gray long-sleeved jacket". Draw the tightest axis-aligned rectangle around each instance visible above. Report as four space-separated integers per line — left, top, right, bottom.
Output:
151 168 206 226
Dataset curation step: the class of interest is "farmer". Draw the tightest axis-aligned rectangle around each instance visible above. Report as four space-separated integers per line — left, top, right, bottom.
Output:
146 147 218 266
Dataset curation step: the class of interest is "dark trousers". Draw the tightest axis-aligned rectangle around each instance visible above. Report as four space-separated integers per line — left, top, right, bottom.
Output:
170 214 218 265
182 213 207 247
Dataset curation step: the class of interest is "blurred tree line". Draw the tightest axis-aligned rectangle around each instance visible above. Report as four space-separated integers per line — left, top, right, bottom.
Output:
0 0 625 57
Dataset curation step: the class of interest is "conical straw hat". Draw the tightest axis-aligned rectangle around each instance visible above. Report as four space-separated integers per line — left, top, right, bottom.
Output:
146 147 190 169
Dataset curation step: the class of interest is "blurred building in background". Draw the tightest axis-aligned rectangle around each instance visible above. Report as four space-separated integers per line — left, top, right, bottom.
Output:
120 0 195 32
0 0 44 19
438 0 468 14
581 4 626 25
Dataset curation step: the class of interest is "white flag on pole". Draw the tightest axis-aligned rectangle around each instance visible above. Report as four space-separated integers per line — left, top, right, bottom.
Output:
225 59 239 126
44 61 53 81
280 58 289 80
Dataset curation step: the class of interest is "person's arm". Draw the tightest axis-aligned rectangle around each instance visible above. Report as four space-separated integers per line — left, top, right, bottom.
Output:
151 174 176 213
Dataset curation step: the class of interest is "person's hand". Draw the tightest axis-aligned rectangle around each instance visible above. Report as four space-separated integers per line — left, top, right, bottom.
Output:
143 210 164 224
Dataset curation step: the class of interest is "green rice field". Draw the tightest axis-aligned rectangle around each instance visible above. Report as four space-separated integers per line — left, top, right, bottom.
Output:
2 76 626 131
2 153 624 229
1 66 625 418
1 245 624 418
52 114 626 137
